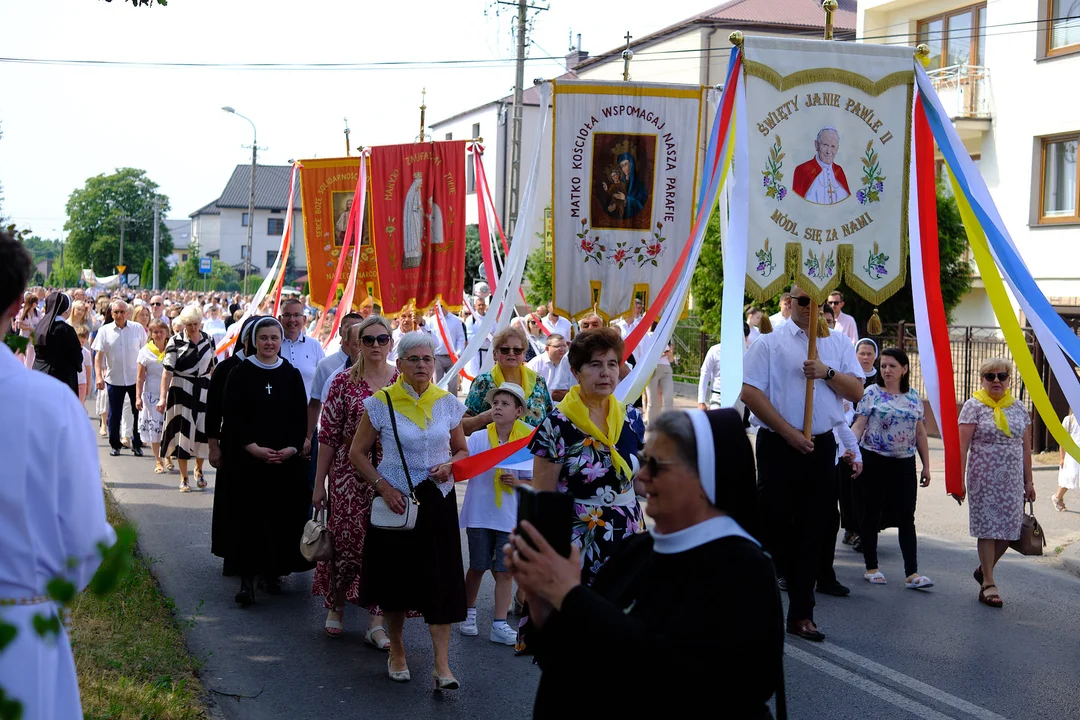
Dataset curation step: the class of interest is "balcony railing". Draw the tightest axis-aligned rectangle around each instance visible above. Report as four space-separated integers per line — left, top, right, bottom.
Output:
926 64 992 120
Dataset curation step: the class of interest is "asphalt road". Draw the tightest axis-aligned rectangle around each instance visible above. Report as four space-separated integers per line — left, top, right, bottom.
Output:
93 402 1080 720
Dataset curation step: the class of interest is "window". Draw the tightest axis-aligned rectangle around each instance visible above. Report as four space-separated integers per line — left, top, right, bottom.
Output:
267 250 279 268
241 212 249 227
240 245 247 259
472 122 480 139
180 253 189 263
445 132 453 140
1049 0 1080 54
466 150 476 194
917 4 986 70
267 218 285 235
1039 134 1079 223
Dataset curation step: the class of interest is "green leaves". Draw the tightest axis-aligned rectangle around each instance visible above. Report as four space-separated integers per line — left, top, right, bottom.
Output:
0 621 16 653
89 524 137 596
31 613 61 640
0 688 23 720
3 333 28 355
46 578 76 605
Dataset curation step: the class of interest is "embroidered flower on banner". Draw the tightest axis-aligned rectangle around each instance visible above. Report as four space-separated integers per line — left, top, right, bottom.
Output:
577 218 605 264
761 135 788 201
609 241 630 269
755 238 777 278
864 242 890 280
632 222 666 268
858 140 886 204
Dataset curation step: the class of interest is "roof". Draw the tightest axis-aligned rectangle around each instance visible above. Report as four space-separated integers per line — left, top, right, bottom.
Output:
431 72 576 128
165 219 191 249
189 199 220 218
574 0 856 71
215 164 302 211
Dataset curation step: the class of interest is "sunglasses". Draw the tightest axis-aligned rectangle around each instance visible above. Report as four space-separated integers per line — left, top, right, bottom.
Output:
827 300 842 306
151 302 162 306
983 372 1009 382
636 451 678 477
498 346 525 356
361 333 391 347
793 296 812 307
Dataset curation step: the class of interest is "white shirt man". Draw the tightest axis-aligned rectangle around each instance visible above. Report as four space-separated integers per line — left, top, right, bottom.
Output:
697 343 724 409
827 293 858 344
311 313 364 405
463 296 491 376
279 300 326 401
527 333 570 388
92 304 147 388
769 293 792 330
540 305 572 339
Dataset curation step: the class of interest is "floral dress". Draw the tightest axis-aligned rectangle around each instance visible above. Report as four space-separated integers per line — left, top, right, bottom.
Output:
855 386 924 458
958 399 1030 541
311 369 416 616
465 370 553 427
528 405 646 584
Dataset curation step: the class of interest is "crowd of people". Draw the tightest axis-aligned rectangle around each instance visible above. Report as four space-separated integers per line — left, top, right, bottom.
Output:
5 225 1070 716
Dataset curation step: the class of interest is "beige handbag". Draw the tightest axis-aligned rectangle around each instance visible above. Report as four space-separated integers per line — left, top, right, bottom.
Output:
1009 501 1046 556
369 390 420 531
300 508 333 562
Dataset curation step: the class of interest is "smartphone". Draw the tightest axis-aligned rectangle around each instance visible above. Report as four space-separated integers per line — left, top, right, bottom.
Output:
515 485 574 557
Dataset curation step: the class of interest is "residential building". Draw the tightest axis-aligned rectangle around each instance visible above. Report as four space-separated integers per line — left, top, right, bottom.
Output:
189 164 305 278
858 0 1080 326
164 218 191 267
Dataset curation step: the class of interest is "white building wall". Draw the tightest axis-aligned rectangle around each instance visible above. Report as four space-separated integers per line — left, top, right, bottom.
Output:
190 214 221 257
216 208 306 275
431 104 502 226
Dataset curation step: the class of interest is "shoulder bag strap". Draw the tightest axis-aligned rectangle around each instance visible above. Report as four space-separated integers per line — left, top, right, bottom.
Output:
382 390 416 498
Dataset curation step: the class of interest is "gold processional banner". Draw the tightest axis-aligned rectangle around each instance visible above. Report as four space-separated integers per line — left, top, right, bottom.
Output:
742 36 914 305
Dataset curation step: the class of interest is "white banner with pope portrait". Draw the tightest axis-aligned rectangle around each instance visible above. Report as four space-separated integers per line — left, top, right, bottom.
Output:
741 36 914 305
551 80 707 322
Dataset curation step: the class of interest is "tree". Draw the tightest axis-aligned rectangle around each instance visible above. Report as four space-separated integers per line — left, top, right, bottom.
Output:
463 224 483 295
64 168 173 277
689 202 726 335
139 255 172 290
523 247 553 308
168 243 242 291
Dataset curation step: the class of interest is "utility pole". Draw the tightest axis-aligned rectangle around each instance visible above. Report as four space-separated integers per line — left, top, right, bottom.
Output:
499 0 547 236
118 216 134 273
245 141 256 294
151 198 161 290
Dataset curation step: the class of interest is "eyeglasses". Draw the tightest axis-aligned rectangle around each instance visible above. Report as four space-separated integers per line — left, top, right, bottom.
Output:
281 313 304 320
793 296 812 307
361 333 391 347
827 300 842 306
498 346 525 356
983 372 1009 382
404 355 435 365
636 451 678 477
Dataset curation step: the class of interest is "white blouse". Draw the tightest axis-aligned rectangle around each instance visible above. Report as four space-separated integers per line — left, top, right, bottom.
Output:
363 385 467 498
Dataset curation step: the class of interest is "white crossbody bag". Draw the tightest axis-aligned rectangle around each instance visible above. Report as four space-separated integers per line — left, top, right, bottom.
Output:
369 390 419 531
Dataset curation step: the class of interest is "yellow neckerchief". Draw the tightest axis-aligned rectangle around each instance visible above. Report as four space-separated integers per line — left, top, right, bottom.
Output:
556 385 631 481
973 388 1015 437
486 419 533 508
144 340 166 363
491 362 536 401
377 375 450 430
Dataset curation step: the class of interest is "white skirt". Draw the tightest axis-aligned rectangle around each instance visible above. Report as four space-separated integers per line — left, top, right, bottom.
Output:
1059 457 1080 490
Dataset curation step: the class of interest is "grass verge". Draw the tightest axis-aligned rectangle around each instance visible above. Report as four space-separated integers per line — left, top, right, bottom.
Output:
70 490 208 720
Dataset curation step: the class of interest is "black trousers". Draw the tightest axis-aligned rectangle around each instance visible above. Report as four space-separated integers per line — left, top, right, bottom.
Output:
858 451 919 577
107 382 141 451
757 429 836 625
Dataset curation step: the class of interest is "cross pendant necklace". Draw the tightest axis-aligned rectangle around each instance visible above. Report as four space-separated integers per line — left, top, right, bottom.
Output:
265 383 273 395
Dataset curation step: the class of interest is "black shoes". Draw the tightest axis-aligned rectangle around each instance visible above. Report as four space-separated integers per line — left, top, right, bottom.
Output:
817 581 851 597
235 577 255 607
777 577 788 592
786 621 826 642
109 448 122 456
132 447 144 457
258 576 282 595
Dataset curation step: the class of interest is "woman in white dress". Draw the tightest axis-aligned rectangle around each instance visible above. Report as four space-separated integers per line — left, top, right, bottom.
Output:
136 319 170 474
1054 409 1080 512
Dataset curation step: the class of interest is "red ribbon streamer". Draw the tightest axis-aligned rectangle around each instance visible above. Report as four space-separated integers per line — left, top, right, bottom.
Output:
472 145 529 307
325 152 369 347
310 173 361 342
915 96 963 497
271 164 300 317
434 305 474 382
621 53 741 361
452 428 537 482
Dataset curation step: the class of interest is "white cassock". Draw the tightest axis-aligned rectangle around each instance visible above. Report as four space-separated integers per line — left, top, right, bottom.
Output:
402 175 424 269
804 159 849 205
0 344 115 719
428 200 444 245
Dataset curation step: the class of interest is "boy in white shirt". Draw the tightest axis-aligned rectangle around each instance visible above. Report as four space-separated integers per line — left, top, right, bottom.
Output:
460 382 533 645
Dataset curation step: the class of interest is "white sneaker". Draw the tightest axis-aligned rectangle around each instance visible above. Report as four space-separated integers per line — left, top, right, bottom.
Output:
489 623 517 645
459 616 478 636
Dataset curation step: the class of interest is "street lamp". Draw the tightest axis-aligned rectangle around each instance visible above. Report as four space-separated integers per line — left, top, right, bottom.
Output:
134 180 162 290
222 106 258 295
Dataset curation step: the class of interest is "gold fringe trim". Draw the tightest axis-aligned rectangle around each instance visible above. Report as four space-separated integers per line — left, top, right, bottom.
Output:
742 62 914 96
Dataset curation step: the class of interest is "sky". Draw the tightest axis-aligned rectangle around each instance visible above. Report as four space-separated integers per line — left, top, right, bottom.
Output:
0 0 714 239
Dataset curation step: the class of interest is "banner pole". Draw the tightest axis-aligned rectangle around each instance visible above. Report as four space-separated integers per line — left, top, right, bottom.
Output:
803 301 818 441
822 0 838 41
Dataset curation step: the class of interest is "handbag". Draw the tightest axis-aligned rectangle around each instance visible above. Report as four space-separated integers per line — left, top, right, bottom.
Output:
369 390 420 531
300 508 333 562
1009 500 1046 556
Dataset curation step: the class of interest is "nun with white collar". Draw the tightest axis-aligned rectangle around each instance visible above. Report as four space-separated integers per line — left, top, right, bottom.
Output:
507 408 785 719
218 316 313 606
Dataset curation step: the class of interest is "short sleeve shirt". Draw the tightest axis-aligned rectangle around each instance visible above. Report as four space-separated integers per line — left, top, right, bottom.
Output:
855 385 924 458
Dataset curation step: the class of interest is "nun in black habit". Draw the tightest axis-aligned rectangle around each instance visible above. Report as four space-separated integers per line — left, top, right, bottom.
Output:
507 408 785 719
218 316 314 606
32 292 82 394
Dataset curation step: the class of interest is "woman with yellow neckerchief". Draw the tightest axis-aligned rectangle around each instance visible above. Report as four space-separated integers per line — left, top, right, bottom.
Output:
135 319 171 474
529 327 646 586
957 357 1034 610
462 325 553 434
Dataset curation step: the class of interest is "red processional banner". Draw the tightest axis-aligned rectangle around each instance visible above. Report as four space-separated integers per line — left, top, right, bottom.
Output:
299 157 379 311
368 141 467 316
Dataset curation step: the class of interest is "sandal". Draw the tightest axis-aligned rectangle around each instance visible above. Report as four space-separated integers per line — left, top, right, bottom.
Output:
864 571 887 585
365 626 391 650
325 608 344 638
905 575 934 590
1053 495 1067 512
979 584 1003 608
179 480 192 493
196 473 207 489
974 566 983 587
165 459 175 472
153 461 165 474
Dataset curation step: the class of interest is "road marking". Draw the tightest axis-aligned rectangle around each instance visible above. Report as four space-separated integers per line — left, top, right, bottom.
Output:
814 643 1010 720
785 645 958 720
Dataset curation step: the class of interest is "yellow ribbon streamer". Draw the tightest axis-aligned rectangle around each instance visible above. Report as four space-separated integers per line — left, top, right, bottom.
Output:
376 375 450 430
948 169 1080 462
972 389 1015 437
486 419 533 508
556 385 632 482
491 363 537 402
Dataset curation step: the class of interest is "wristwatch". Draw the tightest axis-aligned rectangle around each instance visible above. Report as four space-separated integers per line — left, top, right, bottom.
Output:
826 367 836 381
